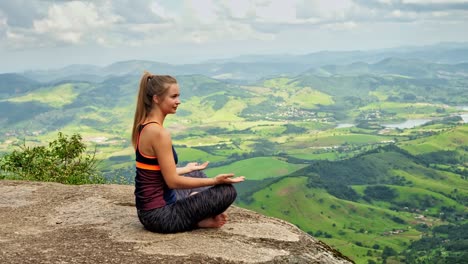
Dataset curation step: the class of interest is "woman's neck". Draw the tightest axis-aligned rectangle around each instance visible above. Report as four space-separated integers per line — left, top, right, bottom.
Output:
145 111 165 125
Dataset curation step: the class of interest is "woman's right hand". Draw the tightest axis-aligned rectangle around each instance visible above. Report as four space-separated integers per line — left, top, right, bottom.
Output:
214 173 245 185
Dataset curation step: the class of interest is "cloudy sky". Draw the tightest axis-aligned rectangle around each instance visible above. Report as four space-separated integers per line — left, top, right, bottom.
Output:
1 0 467 73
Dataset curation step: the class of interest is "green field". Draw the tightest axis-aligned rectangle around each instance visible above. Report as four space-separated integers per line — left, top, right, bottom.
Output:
5 83 80 107
205 157 307 180
239 177 423 264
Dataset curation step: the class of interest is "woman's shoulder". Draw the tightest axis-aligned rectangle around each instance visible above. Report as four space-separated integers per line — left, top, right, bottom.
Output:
142 123 171 139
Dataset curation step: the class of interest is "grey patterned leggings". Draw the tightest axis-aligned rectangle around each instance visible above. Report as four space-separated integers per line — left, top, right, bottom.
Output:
137 171 237 233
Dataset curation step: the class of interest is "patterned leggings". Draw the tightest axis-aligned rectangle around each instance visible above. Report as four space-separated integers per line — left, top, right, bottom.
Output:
137 171 237 233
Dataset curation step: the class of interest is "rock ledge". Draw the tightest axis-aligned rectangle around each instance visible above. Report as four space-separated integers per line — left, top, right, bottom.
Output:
0 180 353 263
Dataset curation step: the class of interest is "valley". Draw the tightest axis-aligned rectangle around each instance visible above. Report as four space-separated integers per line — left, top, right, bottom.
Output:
1 46 467 263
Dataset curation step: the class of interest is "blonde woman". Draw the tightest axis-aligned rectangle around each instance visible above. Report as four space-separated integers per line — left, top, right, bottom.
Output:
131 72 245 233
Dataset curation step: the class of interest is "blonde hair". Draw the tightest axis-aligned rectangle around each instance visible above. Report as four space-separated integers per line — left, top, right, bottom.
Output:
131 71 177 148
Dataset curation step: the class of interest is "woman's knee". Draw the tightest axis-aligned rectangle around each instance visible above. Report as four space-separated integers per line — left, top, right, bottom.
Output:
216 184 237 203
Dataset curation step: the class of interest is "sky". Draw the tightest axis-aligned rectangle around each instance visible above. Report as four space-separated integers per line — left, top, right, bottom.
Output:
0 0 467 73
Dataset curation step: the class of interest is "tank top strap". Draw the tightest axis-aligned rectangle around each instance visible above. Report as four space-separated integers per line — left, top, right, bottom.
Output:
137 121 161 154
139 121 161 131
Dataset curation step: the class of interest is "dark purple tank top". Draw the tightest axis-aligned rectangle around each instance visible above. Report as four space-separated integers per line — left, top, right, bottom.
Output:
134 122 178 211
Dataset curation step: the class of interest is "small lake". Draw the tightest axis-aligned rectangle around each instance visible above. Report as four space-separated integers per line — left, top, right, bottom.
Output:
382 119 432 129
336 105 467 129
457 106 468 123
336 123 355 129
461 114 468 123
382 112 468 128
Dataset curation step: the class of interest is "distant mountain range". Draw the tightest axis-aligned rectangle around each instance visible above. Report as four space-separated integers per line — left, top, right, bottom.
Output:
10 42 467 83
211 42 468 65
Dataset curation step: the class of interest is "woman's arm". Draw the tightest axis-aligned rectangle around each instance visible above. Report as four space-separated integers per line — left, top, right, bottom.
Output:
154 128 244 189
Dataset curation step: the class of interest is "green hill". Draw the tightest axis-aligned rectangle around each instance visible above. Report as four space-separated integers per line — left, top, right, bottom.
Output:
0 73 41 98
234 126 467 263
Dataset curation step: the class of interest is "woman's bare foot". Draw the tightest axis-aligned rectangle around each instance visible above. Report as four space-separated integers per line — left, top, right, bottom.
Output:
218 212 228 221
197 213 228 228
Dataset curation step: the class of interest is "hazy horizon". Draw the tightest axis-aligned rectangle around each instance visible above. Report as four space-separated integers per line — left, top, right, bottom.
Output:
1 0 468 73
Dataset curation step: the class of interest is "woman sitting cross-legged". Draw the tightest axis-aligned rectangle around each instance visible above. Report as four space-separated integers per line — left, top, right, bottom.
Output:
131 71 245 233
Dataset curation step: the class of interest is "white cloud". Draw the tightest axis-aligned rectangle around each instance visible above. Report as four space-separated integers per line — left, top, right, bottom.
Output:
32 1 121 44
0 0 467 71
150 1 177 21
2 0 466 50
150 0 277 45
222 0 255 19
298 0 356 20
184 0 220 24
255 1 297 23
6 29 31 43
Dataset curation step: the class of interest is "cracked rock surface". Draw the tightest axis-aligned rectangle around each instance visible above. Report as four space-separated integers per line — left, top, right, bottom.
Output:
0 180 353 264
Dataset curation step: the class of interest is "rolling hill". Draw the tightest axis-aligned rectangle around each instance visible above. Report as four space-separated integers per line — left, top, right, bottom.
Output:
1 43 467 263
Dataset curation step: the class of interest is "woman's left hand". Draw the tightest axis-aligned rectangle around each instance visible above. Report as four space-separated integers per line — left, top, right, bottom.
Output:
185 161 209 172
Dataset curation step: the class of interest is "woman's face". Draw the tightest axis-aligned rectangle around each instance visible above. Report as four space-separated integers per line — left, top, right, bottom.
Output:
158 83 181 115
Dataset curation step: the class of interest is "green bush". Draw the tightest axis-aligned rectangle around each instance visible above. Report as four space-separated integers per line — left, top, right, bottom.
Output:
0 132 104 184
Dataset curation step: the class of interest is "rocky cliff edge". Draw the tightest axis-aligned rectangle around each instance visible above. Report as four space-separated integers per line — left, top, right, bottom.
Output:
0 180 353 263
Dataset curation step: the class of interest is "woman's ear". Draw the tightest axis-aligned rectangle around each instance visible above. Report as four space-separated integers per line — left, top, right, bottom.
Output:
153 95 159 104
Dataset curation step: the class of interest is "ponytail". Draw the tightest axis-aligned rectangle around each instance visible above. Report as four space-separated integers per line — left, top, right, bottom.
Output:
131 71 178 149
131 72 152 148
